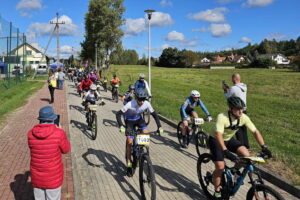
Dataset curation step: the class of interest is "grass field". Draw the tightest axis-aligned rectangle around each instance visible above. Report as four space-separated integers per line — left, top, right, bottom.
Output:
0 80 45 123
108 65 300 184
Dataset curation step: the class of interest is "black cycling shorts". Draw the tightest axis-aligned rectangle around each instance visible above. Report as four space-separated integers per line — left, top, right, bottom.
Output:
125 118 148 137
209 136 243 161
180 105 195 121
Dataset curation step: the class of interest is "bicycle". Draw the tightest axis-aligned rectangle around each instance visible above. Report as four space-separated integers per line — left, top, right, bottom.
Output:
141 97 152 126
102 79 108 92
197 153 284 200
86 103 98 140
111 84 119 103
127 127 156 200
177 118 209 155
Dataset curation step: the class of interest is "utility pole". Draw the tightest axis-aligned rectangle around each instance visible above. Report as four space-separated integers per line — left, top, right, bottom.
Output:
50 13 65 68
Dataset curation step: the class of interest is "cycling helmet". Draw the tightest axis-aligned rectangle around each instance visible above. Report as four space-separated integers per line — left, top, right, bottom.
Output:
190 90 200 98
139 73 145 79
129 84 135 90
227 96 245 109
90 84 97 91
113 74 117 78
135 89 148 100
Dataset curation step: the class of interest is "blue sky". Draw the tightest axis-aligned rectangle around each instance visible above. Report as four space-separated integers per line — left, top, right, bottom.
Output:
0 0 299 58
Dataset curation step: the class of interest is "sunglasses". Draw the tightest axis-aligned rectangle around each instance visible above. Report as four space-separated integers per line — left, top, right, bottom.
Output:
137 98 146 102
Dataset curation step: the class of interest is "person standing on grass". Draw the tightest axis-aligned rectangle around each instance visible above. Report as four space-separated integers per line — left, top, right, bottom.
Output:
28 106 70 200
48 71 57 104
222 73 249 148
57 68 65 90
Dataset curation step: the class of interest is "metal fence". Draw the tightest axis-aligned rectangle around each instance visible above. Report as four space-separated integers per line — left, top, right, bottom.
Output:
0 15 27 88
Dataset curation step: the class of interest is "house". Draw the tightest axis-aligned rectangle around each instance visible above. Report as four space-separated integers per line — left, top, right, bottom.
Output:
213 55 226 63
259 54 290 65
226 54 246 63
8 42 48 71
201 57 210 63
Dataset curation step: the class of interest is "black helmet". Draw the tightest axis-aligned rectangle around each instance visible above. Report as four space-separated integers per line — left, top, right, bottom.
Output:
113 74 116 78
135 89 148 100
128 84 135 90
227 96 245 109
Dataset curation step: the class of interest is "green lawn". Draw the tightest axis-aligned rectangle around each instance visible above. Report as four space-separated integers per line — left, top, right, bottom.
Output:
108 65 300 184
0 80 45 122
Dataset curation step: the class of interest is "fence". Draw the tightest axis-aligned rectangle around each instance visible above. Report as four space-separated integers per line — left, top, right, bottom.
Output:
0 15 27 88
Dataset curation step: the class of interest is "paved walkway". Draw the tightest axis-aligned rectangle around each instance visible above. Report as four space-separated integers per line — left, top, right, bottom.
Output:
67 80 296 200
0 83 74 200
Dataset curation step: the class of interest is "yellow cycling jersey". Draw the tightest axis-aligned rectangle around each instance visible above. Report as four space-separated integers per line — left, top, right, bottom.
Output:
214 112 256 141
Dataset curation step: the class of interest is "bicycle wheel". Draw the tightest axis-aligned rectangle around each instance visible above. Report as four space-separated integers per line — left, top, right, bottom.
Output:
139 154 156 200
195 131 209 157
246 184 284 200
197 153 216 199
91 113 97 140
115 90 119 103
177 122 184 147
142 109 151 126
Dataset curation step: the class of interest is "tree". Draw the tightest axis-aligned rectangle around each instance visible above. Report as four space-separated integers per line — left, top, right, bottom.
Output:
81 0 125 70
158 47 184 67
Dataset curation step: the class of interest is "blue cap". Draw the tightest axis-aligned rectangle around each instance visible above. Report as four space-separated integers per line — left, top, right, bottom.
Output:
38 106 57 121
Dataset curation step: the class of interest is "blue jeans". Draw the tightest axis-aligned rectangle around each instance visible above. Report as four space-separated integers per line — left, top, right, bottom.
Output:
58 80 64 89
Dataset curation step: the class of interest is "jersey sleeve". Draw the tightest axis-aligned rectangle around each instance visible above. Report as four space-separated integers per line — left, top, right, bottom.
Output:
121 102 130 113
199 100 210 116
147 102 155 113
215 114 225 134
243 115 257 132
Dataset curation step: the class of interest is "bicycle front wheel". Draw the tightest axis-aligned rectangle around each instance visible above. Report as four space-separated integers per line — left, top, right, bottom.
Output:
139 154 156 200
197 153 215 199
177 122 184 147
246 184 284 200
195 131 209 157
91 113 97 140
142 109 151 126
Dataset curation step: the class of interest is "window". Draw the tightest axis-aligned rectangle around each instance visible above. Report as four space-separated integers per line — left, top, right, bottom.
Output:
29 61 34 64
26 50 32 55
35 61 40 64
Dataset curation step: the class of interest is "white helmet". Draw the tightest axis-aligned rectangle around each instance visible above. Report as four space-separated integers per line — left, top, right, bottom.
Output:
139 73 145 79
90 84 97 90
190 90 200 98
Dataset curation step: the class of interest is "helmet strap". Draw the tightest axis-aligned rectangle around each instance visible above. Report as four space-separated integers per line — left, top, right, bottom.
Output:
228 111 240 130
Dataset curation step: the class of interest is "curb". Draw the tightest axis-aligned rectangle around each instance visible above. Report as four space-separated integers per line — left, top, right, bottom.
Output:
157 114 300 199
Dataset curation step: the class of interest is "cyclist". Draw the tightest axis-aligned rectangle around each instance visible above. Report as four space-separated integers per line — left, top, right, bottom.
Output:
110 74 121 99
121 84 135 105
79 74 93 96
116 89 163 177
89 71 98 83
134 73 151 97
180 90 212 148
210 96 272 200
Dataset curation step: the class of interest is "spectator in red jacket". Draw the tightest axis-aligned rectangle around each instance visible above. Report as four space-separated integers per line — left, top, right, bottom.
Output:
79 74 93 92
28 106 70 200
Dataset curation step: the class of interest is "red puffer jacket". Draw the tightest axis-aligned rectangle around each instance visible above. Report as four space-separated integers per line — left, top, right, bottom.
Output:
28 124 70 189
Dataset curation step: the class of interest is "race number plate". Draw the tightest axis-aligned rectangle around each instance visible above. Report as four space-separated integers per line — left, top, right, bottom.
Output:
114 84 119 88
137 135 150 145
194 118 204 125
89 105 97 111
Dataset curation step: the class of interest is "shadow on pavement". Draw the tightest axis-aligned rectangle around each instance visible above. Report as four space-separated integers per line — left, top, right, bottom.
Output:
103 118 118 127
153 165 206 200
40 98 50 103
82 148 141 200
10 171 34 200
69 104 85 114
68 92 80 97
151 130 198 161
70 119 94 140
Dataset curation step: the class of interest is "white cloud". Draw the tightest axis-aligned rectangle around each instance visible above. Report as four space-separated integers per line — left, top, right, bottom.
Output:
16 0 42 17
27 15 78 38
160 0 173 7
166 31 185 41
150 12 174 27
188 7 228 23
161 44 172 50
246 0 274 7
125 18 146 35
265 33 289 41
192 24 232 37
239 37 252 43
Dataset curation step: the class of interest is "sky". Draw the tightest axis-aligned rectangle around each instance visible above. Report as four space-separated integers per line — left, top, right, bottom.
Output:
0 0 300 58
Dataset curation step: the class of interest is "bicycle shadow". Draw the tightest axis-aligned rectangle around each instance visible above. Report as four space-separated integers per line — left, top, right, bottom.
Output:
40 98 50 103
10 171 34 200
69 104 85 114
70 119 93 140
82 148 141 200
153 165 206 199
68 92 80 97
151 130 198 161
103 119 118 127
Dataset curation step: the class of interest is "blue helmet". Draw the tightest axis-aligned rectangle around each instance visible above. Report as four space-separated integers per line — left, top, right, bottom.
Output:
38 106 57 121
135 89 148 99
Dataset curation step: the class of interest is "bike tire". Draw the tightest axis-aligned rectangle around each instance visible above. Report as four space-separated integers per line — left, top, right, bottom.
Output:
177 122 184 147
246 184 284 200
142 109 151 126
197 153 216 199
115 90 119 103
91 113 97 140
195 131 209 157
139 154 156 200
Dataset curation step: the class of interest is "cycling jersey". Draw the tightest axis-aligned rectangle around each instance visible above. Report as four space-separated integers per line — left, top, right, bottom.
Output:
214 112 256 141
123 90 135 103
134 80 151 96
121 100 154 121
89 74 98 82
80 79 93 90
180 96 210 119
83 90 100 102
111 78 120 85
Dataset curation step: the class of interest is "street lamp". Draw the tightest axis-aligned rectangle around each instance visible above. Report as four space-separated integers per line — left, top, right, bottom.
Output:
144 9 155 93
95 42 98 71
